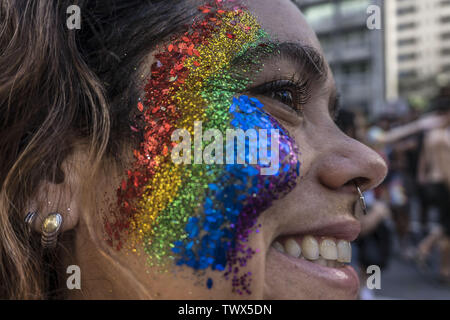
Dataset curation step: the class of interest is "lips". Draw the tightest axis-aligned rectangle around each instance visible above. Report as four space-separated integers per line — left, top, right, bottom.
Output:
265 220 361 298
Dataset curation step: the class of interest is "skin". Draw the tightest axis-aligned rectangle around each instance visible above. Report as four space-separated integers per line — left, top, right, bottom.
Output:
29 0 387 299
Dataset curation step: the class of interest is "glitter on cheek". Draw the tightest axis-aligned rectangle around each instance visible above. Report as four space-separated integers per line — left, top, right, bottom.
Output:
103 1 302 294
174 94 300 294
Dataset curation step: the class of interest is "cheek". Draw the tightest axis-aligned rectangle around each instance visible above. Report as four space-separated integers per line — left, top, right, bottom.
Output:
286 126 316 178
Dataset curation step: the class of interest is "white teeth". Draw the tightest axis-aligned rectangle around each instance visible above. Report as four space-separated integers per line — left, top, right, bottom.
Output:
337 240 352 263
273 236 352 267
320 238 338 260
272 241 285 253
301 235 319 260
284 238 302 258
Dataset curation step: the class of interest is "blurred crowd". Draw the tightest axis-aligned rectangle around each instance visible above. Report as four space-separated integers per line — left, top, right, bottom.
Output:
337 85 450 299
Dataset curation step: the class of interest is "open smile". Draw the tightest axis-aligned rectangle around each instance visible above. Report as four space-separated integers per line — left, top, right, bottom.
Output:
265 220 361 298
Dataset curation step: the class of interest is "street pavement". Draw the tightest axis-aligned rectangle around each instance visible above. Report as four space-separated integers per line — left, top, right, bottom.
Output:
373 254 450 300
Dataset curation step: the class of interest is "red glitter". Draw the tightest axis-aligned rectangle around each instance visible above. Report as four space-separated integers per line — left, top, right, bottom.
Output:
106 2 223 247
162 145 169 156
199 5 212 13
226 33 235 39
178 42 187 50
187 44 195 56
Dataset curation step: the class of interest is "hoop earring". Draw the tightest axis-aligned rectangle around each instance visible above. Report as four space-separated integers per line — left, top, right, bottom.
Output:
355 183 367 215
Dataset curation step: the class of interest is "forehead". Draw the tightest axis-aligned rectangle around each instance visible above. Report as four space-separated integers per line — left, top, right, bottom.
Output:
244 0 322 53
243 0 335 97
143 0 333 90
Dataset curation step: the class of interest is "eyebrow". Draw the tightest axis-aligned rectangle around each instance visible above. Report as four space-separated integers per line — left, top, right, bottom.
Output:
232 41 327 83
275 42 328 83
232 41 337 113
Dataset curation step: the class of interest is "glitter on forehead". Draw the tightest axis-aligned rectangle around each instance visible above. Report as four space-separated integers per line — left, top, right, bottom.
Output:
104 1 301 294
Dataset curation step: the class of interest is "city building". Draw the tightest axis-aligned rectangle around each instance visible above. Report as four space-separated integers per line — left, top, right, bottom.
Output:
293 0 386 117
385 0 450 104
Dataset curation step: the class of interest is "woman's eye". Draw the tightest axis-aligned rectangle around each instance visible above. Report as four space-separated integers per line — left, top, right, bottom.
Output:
270 89 294 108
249 79 309 116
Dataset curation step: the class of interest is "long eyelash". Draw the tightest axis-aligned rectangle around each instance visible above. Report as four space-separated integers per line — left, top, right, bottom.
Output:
250 75 312 112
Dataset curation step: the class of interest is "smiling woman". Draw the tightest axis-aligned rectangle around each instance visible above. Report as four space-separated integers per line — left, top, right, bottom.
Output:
0 0 387 300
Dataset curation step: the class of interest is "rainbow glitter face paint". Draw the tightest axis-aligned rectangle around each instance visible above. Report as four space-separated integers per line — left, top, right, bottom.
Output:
104 1 300 294
171 115 281 175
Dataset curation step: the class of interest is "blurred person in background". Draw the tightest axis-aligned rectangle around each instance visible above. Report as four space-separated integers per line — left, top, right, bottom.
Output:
385 113 423 260
416 86 450 283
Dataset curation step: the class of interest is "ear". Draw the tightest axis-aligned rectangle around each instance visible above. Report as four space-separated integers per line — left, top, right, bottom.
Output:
26 147 88 234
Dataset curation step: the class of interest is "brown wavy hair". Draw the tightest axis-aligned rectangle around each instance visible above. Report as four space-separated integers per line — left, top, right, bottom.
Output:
0 0 198 299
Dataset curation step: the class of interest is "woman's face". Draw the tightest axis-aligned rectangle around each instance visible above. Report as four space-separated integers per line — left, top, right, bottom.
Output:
77 0 387 300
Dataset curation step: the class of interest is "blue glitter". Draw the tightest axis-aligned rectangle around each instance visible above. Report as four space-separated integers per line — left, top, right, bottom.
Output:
172 96 300 291
207 278 213 289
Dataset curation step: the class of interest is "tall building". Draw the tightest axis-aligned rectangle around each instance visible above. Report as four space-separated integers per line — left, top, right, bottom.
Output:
385 0 450 103
293 0 386 117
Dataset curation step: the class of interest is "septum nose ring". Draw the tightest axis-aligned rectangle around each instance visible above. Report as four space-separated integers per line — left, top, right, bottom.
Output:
355 183 367 215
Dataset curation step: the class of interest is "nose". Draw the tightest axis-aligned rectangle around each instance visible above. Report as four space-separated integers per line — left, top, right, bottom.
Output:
316 129 388 193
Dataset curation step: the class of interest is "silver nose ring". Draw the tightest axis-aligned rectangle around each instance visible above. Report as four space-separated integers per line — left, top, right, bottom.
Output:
355 183 367 215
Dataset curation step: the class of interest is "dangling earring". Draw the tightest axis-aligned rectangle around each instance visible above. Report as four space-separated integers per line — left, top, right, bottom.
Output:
24 211 63 249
